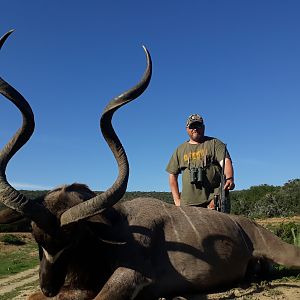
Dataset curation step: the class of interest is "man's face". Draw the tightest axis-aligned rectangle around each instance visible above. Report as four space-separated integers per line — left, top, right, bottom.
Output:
186 122 205 143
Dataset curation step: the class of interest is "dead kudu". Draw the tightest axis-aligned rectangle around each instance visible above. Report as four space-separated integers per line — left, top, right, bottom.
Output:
0 30 299 300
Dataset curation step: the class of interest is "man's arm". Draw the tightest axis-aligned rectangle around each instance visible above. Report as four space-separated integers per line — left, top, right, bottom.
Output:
169 173 181 206
223 157 235 190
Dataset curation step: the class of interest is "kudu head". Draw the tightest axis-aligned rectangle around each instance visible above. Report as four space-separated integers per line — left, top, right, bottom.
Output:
0 30 152 297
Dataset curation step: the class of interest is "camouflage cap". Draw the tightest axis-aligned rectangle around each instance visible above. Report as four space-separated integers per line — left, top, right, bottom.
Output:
186 114 204 127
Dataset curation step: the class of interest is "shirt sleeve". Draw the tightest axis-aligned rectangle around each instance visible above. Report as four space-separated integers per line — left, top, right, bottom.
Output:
166 148 181 175
214 139 231 162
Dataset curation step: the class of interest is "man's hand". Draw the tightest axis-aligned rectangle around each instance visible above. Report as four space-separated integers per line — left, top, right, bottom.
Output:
224 177 235 190
174 198 181 206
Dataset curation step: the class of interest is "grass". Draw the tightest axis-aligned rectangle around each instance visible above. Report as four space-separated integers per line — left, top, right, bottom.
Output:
291 227 300 247
265 221 299 245
0 289 20 300
0 278 40 300
0 234 39 278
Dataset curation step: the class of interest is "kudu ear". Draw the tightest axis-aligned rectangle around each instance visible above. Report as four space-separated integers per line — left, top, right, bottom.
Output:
85 217 127 245
0 207 24 224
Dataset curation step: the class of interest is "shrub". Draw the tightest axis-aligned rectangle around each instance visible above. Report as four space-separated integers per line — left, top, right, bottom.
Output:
266 222 299 245
0 234 25 245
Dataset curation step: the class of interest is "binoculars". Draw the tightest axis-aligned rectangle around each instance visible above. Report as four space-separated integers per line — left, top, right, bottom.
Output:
190 167 203 184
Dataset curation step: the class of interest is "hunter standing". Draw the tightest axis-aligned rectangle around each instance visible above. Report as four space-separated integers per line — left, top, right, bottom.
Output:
166 114 235 209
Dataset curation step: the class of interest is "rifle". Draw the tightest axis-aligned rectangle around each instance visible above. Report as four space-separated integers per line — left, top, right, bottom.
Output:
215 144 230 213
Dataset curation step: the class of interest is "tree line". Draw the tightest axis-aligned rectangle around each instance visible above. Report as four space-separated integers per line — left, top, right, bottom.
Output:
230 179 299 218
0 179 299 232
119 179 300 218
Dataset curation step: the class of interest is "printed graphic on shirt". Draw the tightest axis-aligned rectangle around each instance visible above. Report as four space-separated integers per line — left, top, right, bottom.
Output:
183 149 208 163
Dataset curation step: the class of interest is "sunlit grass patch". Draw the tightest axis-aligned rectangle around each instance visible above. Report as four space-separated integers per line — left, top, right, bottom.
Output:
0 234 39 278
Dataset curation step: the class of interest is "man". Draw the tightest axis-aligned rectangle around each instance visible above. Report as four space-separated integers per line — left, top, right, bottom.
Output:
166 114 235 209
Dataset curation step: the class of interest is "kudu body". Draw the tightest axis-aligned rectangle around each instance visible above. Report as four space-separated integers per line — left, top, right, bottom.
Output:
0 31 299 300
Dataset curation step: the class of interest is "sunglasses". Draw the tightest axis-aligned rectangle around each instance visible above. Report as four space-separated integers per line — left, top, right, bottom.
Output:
188 123 203 130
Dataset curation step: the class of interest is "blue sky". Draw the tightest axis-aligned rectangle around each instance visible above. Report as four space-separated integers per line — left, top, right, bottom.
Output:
0 1 299 192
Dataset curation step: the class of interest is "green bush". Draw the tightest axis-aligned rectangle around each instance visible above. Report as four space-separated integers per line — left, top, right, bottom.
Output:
231 179 300 218
0 234 25 245
266 222 299 245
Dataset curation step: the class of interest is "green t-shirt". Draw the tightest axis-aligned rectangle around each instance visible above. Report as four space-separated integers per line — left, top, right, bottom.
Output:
166 137 229 206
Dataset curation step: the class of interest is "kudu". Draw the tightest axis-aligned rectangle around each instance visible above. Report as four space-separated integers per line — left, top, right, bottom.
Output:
0 30 299 300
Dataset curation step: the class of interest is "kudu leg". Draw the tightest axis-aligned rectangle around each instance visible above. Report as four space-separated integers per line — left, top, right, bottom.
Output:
94 267 153 300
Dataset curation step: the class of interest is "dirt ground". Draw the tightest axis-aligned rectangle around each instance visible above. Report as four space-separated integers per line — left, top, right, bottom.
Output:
255 215 300 226
0 267 299 300
0 216 299 299
0 266 39 299
0 274 300 300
